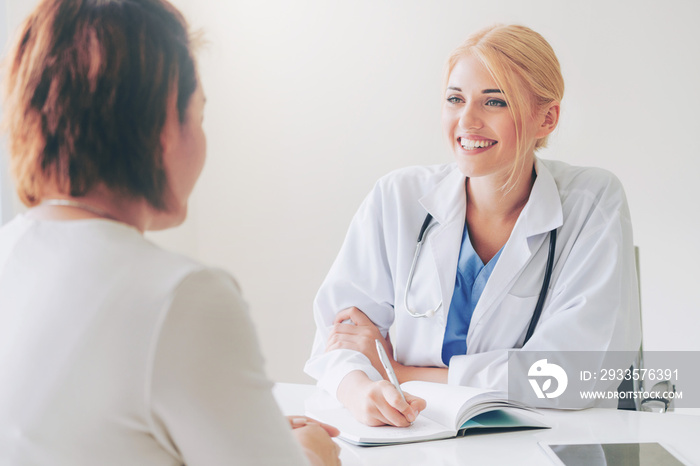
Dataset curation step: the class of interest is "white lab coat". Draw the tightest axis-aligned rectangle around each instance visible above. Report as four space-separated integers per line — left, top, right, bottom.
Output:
305 158 641 404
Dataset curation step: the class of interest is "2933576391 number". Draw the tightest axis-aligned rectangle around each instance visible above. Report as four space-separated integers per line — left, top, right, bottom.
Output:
599 368 678 381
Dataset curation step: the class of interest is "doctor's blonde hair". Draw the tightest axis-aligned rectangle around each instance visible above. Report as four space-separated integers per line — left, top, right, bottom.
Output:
444 24 564 191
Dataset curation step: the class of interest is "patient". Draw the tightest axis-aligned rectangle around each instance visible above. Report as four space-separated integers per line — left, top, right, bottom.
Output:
0 0 339 464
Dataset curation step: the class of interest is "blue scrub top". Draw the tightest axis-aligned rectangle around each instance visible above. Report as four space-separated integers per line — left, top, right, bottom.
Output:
441 223 502 366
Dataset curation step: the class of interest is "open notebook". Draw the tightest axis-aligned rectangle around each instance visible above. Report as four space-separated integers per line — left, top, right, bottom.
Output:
306 381 549 446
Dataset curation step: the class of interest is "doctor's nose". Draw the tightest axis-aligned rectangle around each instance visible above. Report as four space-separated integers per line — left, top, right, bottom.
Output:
458 102 483 130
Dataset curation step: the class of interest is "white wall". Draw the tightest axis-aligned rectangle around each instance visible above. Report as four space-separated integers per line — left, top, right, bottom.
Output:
5 0 700 383
0 0 13 225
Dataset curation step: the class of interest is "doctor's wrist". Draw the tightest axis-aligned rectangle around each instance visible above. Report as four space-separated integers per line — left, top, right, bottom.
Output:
336 370 373 405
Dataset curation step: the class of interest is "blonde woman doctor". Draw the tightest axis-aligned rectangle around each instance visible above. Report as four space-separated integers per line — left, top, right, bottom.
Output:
305 24 641 427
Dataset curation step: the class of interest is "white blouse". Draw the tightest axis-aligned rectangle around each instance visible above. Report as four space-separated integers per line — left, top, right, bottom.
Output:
0 215 308 465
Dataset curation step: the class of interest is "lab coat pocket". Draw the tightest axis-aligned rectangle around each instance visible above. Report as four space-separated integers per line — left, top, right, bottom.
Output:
472 293 539 351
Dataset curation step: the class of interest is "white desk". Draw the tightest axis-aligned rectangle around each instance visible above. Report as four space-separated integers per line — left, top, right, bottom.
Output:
273 383 700 466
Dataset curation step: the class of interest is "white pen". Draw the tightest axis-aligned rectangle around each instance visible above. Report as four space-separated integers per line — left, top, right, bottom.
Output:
375 339 407 404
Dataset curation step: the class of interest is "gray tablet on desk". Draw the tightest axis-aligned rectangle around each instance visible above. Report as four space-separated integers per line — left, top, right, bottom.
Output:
541 442 688 466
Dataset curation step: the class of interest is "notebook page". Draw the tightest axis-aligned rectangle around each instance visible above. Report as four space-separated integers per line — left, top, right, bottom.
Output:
401 380 498 429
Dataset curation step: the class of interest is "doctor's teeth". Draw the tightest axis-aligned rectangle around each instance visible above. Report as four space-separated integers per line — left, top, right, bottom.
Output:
461 139 495 150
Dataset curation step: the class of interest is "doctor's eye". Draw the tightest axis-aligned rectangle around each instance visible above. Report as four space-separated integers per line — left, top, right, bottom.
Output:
446 96 464 105
485 99 507 107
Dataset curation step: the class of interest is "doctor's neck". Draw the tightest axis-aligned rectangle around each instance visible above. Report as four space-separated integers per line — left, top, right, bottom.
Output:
465 163 536 222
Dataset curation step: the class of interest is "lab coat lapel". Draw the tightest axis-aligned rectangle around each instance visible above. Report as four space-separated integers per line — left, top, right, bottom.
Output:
469 159 564 329
418 166 466 320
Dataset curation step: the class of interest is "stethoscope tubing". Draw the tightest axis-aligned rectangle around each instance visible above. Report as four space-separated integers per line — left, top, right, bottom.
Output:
523 228 557 344
403 214 441 318
404 212 557 343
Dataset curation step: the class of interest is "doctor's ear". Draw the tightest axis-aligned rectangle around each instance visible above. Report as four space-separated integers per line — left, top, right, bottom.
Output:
535 101 560 139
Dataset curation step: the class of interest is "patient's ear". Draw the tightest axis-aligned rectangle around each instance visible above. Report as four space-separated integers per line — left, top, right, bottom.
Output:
159 89 181 159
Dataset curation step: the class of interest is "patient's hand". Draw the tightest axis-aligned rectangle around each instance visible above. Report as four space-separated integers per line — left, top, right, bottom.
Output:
288 416 341 466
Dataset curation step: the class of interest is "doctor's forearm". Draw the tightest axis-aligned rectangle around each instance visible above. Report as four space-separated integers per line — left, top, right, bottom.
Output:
394 364 448 384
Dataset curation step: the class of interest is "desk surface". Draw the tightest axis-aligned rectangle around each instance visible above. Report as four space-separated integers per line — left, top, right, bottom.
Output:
273 383 700 466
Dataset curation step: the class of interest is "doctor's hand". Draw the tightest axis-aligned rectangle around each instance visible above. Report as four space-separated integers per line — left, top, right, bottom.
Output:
326 307 393 378
337 370 426 427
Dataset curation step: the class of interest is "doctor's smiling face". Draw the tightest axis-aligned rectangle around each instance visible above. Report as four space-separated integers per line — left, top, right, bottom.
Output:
442 54 538 181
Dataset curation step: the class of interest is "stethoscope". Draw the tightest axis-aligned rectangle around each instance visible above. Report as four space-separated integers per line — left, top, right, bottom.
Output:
403 213 557 344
